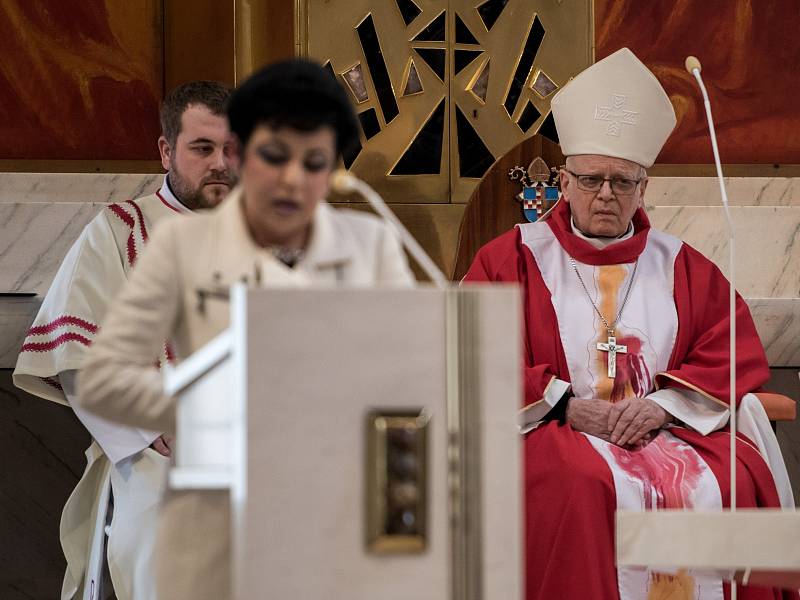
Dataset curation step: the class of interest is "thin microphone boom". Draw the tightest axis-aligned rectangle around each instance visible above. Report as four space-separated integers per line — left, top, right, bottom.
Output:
331 170 449 288
685 56 738 593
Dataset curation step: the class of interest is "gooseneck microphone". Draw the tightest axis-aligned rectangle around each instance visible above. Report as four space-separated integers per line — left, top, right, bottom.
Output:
685 56 739 530
331 170 449 288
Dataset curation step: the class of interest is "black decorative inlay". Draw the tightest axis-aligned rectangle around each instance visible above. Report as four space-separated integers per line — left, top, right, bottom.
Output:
455 105 494 178
503 15 545 117
357 15 400 125
391 99 446 175
395 0 422 26
477 0 509 31
358 108 381 140
402 60 423 96
454 49 483 76
322 61 335 79
517 101 541 133
414 48 446 82
538 112 559 144
342 136 362 169
412 11 446 42
455 13 480 45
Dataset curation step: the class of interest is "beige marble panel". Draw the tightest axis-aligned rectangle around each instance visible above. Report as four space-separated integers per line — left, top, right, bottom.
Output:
645 177 800 207
747 299 800 367
648 206 800 298
0 201 104 368
0 172 161 204
0 202 103 295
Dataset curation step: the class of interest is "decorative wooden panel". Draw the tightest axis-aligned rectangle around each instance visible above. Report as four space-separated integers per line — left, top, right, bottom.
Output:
451 133 563 279
301 0 590 204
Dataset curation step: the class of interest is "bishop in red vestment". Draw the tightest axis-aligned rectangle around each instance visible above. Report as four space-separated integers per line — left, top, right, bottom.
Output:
464 48 796 600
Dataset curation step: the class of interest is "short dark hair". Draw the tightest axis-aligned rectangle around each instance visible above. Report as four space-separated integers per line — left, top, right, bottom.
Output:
227 59 360 158
160 81 232 146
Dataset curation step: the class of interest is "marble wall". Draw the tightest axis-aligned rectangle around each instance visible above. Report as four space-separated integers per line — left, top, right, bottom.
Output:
0 175 161 367
644 178 800 368
0 173 797 595
2 173 797 367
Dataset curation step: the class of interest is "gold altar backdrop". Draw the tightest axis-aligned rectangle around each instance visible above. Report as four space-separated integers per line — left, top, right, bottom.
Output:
300 0 591 204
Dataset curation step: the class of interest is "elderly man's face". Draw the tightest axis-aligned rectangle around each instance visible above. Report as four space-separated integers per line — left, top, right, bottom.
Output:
560 155 647 237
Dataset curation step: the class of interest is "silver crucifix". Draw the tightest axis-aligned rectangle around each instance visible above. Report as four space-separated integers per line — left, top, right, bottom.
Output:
597 332 627 378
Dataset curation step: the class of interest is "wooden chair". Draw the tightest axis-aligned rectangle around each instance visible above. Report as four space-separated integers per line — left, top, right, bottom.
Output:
452 135 797 424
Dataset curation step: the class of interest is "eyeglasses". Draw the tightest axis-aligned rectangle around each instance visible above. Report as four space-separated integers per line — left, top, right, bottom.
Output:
564 169 644 195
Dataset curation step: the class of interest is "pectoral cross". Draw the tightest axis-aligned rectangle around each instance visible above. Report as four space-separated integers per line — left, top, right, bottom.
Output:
597 331 627 378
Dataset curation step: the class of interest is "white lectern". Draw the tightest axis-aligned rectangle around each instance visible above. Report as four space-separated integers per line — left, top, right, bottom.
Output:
163 284 523 600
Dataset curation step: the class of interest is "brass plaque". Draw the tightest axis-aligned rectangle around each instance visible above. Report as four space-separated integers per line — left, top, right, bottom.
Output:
300 0 591 204
365 410 429 553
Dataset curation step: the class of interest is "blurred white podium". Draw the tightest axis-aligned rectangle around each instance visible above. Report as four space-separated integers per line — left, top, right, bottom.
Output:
163 284 523 600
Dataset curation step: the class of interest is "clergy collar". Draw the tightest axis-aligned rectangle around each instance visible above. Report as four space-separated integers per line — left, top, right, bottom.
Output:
156 174 192 214
545 199 650 265
218 188 353 269
571 217 633 249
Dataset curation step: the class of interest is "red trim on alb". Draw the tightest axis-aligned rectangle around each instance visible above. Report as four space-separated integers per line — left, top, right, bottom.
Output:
43 377 64 392
126 199 149 242
27 315 98 337
20 332 92 353
107 202 134 228
156 191 182 214
107 203 138 266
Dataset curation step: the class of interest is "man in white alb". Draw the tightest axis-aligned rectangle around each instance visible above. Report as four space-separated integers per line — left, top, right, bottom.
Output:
13 80 238 599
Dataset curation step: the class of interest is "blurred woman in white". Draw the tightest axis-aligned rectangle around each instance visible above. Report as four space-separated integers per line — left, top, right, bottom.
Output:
78 59 415 599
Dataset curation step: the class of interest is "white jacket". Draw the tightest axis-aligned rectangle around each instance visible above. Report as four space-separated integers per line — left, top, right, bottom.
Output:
78 186 416 599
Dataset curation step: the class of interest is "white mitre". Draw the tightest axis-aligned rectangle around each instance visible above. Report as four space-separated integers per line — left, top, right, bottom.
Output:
551 47 676 168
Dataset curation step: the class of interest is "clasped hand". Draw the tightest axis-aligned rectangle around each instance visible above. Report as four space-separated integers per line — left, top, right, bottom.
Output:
566 397 671 448
151 434 173 457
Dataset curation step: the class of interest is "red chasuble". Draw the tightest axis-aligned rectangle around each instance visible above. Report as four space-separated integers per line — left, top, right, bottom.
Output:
464 201 796 600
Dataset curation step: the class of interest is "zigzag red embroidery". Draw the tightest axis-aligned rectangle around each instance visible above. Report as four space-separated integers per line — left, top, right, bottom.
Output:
107 203 138 267
126 199 149 242
43 377 64 392
20 332 92 353
107 202 134 228
27 315 98 337
156 191 182 214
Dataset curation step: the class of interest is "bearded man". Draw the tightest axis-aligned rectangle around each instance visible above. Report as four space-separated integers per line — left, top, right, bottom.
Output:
13 80 238 600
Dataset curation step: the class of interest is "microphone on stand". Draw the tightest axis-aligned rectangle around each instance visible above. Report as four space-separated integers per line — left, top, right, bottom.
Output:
331 170 449 289
685 54 739 589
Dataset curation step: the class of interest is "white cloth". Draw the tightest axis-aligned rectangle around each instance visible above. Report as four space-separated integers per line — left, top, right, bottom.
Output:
518 377 571 433
106 448 169 600
62 370 159 465
647 386 729 435
737 393 795 508
551 47 676 168
13 179 180 599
